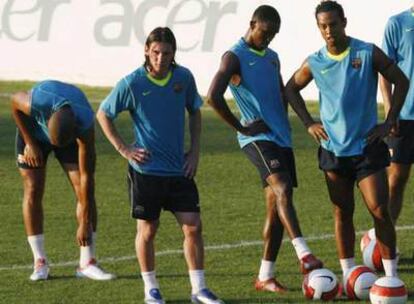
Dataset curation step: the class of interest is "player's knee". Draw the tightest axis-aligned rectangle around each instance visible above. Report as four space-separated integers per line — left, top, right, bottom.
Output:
370 204 390 223
182 222 202 240
138 222 158 242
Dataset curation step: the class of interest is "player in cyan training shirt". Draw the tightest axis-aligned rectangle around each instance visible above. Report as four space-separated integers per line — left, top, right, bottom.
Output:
208 5 323 294
97 27 223 304
11 80 115 281
380 7 414 226
285 0 409 282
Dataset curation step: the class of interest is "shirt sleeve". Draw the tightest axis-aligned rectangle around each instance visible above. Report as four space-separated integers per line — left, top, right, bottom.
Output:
382 18 400 62
99 78 137 119
185 72 203 113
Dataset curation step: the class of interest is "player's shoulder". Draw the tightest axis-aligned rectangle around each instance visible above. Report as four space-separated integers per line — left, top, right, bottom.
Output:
172 64 195 82
350 37 375 52
123 66 147 86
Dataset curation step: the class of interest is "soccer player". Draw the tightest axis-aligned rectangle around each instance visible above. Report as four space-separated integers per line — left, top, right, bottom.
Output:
207 5 323 293
285 1 409 281
11 80 115 281
380 6 414 225
96 27 223 304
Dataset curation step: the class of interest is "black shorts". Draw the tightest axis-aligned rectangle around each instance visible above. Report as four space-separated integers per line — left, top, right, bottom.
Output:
318 141 390 182
385 120 414 164
127 165 200 220
15 131 78 169
242 140 298 188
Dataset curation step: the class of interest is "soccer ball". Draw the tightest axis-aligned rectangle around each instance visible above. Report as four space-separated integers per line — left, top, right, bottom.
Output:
360 228 376 252
362 238 383 271
344 265 377 300
370 276 407 304
302 268 339 301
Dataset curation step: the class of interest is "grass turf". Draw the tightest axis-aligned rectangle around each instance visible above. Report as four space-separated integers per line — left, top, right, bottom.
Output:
0 81 413 303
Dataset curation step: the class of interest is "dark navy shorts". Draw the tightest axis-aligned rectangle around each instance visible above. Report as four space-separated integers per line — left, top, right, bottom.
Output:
318 141 390 183
385 120 414 164
127 165 200 220
15 131 78 169
242 140 298 188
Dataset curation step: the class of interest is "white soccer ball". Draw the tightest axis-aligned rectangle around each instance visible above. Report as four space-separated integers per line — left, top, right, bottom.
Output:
302 268 339 301
362 238 384 271
370 276 407 304
344 265 377 300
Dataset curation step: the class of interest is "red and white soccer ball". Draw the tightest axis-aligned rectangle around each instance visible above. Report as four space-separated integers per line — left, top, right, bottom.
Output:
344 265 378 300
302 268 339 301
360 229 384 271
369 276 407 304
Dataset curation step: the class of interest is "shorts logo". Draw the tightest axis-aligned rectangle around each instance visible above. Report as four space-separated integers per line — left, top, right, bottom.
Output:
351 58 362 69
173 82 183 93
134 205 145 214
269 159 280 169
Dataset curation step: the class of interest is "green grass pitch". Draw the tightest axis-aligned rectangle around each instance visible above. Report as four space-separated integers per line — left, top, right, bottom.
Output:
0 81 413 303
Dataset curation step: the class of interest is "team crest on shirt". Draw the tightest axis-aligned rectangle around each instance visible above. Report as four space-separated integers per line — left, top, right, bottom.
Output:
173 82 183 93
269 159 280 169
351 57 362 69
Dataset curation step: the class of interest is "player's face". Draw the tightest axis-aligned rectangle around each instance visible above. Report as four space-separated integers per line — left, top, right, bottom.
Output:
316 10 346 48
145 42 175 77
250 20 279 50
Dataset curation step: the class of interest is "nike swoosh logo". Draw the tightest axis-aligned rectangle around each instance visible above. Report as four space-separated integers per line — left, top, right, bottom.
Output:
249 61 257 66
406 28 414 32
315 275 334 283
142 91 151 96
321 68 331 75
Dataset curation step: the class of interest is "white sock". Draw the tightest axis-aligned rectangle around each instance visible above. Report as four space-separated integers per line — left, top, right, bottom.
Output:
258 259 274 281
291 237 311 259
189 269 207 294
79 232 96 268
382 259 398 277
27 234 47 263
142 271 159 294
340 258 356 276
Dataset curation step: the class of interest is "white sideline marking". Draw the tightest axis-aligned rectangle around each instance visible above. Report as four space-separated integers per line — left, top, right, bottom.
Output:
1 225 413 272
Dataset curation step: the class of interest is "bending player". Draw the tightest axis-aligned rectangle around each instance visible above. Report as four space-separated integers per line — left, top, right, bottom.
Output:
11 80 115 281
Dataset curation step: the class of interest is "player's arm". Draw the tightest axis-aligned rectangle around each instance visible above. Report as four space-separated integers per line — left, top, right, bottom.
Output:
367 46 409 144
184 108 201 179
379 75 393 118
76 127 96 246
285 60 328 143
207 52 269 136
96 109 149 163
11 91 43 167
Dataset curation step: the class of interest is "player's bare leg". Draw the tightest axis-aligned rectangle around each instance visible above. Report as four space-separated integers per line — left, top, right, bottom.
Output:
255 186 287 293
20 167 49 281
387 163 411 223
324 171 357 277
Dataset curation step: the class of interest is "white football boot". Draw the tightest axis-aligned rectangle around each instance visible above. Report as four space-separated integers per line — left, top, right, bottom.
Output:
76 259 116 280
30 258 49 281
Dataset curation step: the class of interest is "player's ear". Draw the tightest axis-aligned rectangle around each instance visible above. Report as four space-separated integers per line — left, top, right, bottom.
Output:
144 44 150 56
250 20 256 30
343 17 347 28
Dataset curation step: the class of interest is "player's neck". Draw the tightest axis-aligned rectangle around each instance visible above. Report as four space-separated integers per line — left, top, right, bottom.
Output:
145 65 170 80
327 36 350 55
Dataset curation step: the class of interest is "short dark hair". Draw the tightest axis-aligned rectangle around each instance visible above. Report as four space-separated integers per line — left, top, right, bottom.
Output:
252 5 280 26
315 1 345 21
144 27 177 67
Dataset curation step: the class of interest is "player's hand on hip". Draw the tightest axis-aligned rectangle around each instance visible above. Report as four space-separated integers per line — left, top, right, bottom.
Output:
118 145 150 164
366 122 392 145
184 150 199 179
76 221 92 246
242 119 270 136
307 122 328 143
23 143 44 167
